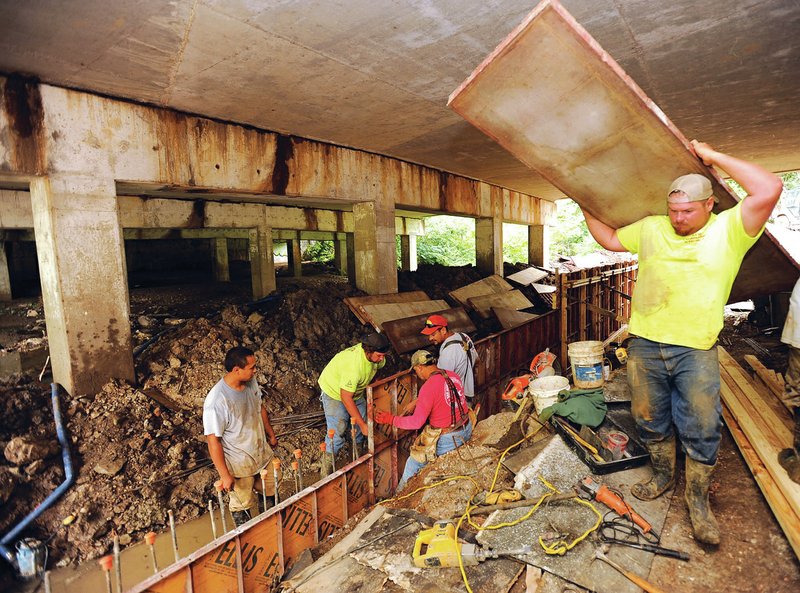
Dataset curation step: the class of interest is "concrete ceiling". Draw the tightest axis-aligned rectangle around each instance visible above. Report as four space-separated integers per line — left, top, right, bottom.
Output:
1 0 798 201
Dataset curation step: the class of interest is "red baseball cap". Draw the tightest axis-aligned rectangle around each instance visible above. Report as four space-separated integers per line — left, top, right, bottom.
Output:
421 314 448 335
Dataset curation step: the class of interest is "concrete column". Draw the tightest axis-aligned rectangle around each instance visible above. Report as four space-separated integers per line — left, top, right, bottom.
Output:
249 224 276 299
334 232 355 281
353 202 397 295
399 234 417 272
0 242 12 301
212 237 230 282
287 233 302 278
475 216 503 277
528 224 550 267
29 175 134 395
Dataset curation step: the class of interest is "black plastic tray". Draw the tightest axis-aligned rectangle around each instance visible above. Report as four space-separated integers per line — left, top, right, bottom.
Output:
550 401 648 474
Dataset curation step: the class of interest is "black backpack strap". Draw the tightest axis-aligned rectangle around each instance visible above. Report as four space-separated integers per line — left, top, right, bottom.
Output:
436 370 466 427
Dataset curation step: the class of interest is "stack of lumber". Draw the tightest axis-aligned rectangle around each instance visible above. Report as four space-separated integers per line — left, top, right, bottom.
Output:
449 275 535 320
343 291 447 331
717 347 799 559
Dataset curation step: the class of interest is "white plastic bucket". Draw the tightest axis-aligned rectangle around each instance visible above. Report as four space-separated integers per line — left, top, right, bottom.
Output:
568 340 605 389
529 375 569 414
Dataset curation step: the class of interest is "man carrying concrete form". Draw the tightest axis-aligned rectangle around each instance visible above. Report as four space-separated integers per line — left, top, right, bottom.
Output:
778 277 800 484
421 314 479 401
204 346 278 527
581 140 782 545
318 332 391 454
375 350 472 490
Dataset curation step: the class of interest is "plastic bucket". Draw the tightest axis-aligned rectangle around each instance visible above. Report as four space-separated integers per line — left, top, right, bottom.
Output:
529 375 569 414
568 340 605 389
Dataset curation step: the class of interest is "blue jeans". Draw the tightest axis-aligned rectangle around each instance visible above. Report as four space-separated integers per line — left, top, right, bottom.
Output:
627 337 722 465
320 391 367 454
397 421 473 491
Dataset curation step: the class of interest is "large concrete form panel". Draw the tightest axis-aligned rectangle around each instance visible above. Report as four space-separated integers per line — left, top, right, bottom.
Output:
449 0 797 301
280 498 317 569
191 544 240 593
143 567 189 593
345 462 371 518
239 515 283 592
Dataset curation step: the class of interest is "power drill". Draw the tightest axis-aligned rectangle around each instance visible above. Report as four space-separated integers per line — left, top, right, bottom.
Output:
579 477 656 538
412 521 531 567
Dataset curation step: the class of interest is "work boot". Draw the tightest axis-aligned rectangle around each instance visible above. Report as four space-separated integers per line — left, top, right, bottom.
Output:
778 407 800 484
231 509 252 527
631 437 676 500
684 458 720 545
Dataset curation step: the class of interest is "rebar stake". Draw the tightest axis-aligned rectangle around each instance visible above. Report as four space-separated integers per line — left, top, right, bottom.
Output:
272 458 281 505
112 531 122 593
350 417 358 462
145 532 158 574
215 480 228 533
319 442 330 477
208 500 218 539
260 469 270 512
291 460 300 493
294 449 303 489
99 555 113 593
167 510 180 563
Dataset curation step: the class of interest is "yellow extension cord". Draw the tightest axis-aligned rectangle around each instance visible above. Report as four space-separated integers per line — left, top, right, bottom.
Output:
387 427 601 593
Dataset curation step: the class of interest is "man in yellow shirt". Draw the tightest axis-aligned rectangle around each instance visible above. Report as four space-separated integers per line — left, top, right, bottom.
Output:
581 140 782 545
318 332 391 454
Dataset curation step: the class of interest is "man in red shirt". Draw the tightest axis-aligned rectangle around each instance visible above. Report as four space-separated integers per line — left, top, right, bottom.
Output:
375 350 472 490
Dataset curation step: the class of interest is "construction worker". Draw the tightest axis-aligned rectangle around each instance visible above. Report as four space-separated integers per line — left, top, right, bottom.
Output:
318 332 391 454
581 140 782 545
421 314 479 401
779 276 800 484
375 350 472 490
203 347 278 527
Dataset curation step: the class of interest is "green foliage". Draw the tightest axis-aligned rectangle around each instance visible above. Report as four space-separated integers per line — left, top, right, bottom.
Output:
549 199 602 257
502 223 529 264
302 240 334 262
416 216 476 266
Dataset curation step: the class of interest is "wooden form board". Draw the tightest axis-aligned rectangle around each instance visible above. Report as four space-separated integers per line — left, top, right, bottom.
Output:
359 299 449 330
492 306 539 330
506 267 549 286
718 347 800 559
449 274 512 308
467 289 533 318
448 0 797 301
343 291 429 325
744 354 795 414
382 307 477 354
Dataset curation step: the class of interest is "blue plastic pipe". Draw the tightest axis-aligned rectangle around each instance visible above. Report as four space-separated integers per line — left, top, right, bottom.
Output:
0 383 74 568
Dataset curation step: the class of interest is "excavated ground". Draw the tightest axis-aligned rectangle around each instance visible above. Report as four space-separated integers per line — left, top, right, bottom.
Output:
0 263 797 592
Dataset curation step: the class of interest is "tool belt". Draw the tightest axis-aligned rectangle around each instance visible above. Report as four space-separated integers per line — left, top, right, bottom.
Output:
409 425 443 463
440 414 470 434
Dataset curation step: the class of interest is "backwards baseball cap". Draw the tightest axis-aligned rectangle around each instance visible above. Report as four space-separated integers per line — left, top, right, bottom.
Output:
362 332 391 354
668 174 716 203
409 350 436 369
420 314 448 335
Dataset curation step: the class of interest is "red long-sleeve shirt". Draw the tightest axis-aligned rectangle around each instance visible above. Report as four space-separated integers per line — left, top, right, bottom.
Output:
392 370 468 430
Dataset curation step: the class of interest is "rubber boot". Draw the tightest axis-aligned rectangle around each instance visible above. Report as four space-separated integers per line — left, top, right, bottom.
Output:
631 437 676 500
777 407 800 484
684 458 720 545
231 509 251 527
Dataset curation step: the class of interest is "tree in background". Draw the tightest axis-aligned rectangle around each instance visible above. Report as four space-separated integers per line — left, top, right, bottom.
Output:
549 199 602 257
416 216 476 266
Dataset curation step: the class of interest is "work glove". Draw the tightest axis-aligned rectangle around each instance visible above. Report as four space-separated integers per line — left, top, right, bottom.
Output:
375 410 394 425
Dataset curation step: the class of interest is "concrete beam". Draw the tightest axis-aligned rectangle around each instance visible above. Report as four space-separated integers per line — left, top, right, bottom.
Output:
29 174 134 395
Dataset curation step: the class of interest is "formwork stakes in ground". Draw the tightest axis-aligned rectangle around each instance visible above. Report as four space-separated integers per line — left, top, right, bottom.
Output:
145 532 158 574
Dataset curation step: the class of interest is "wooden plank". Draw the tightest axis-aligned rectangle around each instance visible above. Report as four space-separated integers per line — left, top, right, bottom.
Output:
531 283 556 294
359 299 449 330
722 405 800 560
382 307 477 354
506 267 549 286
718 348 800 520
139 387 182 412
344 291 430 324
744 354 794 413
467 290 533 318
449 274 512 308
447 0 797 301
492 306 539 330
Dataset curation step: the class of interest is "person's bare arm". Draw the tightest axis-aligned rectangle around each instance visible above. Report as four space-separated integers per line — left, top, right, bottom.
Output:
340 389 368 435
206 434 234 490
261 405 278 447
691 140 783 237
580 207 627 251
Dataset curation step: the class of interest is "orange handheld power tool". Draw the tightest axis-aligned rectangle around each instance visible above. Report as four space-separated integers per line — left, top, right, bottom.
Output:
579 477 657 539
